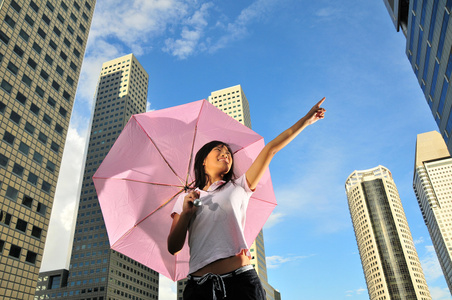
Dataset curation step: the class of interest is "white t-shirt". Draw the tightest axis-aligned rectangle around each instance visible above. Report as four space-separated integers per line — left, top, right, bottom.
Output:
172 174 254 274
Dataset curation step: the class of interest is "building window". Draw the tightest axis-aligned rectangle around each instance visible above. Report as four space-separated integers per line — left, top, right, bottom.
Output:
52 80 60 91
18 142 30 155
29 0 39 12
31 226 42 239
30 103 40 115
1 79 13 93
3 131 15 145
0 153 8 168
26 251 37 264
27 172 38 185
22 195 33 208
49 39 57 50
37 202 47 215
4 15 16 28
9 111 21 124
21 74 32 87
32 42 41 54
48 96 56 107
59 106 67 118
51 141 60 153
19 29 29 42
10 0 21 13
7 62 18 75
12 163 24 177
9 244 21 259
45 54 53 66
37 27 46 39
53 26 61 37
55 123 63 134
46 161 56 173
42 14 51 25
25 14 34 26
0 30 10 45
56 65 64 76
16 219 27 232
38 132 48 145
33 152 43 164
13 45 24 57
25 122 35 135
41 181 51 193
5 186 18 201
27 58 37 70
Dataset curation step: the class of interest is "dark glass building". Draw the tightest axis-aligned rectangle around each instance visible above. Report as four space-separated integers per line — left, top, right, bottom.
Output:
383 0 452 153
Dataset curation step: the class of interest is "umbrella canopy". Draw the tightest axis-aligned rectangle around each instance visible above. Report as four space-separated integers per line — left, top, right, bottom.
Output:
93 99 276 281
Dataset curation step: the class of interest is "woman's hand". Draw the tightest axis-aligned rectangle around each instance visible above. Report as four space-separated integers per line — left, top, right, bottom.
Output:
245 97 326 191
167 190 200 255
182 190 200 217
304 97 326 126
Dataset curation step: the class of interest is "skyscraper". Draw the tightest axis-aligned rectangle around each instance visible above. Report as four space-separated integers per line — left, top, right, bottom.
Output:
176 85 280 300
382 0 452 154
346 165 431 300
35 54 159 299
0 0 95 298
413 130 452 292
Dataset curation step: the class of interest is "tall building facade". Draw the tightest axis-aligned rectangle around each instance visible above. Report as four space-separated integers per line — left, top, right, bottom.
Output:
175 85 280 300
0 0 95 299
346 166 431 300
413 130 452 292
383 0 452 154
35 54 159 299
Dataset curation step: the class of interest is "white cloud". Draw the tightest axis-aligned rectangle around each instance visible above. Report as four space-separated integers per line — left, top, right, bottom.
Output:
345 287 367 297
429 286 452 300
264 212 285 229
158 275 177 300
209 0 278 53
414 236 425 245
266 254 312 269
40 126 87 272
315 7 341 18
420 245 444 282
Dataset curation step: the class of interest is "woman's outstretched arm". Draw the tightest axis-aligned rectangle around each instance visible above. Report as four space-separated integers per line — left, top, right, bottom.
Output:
245 97 326 190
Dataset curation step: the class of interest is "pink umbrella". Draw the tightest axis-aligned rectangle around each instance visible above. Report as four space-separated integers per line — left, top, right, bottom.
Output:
93 99 276 281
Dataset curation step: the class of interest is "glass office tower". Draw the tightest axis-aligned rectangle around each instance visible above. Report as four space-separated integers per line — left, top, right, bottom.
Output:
383 0 452 154
0 0 95 299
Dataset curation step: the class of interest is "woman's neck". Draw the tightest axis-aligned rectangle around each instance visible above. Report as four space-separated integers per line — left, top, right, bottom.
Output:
203 174 224 191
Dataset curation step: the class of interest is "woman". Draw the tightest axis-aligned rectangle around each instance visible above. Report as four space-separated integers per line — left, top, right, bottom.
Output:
168 98 326 299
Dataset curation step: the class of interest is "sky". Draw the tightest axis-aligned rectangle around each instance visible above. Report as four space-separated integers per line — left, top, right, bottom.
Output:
38 0 452 299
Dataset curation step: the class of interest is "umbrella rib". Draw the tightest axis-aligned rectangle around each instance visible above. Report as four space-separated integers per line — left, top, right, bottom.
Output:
232 136 264 156
134 115 185 186
111 189 186 249
184 100 204 188
93 176 185 188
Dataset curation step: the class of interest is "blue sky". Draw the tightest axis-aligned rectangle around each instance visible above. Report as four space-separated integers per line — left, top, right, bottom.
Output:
40 0 452 299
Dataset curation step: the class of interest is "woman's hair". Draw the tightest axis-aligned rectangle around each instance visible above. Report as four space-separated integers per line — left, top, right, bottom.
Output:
193 141 235 189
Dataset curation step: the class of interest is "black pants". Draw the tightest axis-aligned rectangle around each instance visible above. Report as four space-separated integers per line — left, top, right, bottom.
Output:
183 268 266 300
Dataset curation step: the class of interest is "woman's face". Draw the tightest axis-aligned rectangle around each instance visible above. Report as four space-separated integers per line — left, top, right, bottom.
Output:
203 144 233 177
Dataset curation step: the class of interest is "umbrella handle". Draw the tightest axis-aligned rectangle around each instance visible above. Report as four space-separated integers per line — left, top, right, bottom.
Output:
193 199 202 207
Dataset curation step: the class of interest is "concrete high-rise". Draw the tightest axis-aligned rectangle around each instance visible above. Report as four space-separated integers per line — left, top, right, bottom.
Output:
175 85 281 300
346 165 431 300
0 0 95 299
382 0 452 154
35 54 159 299
413 131 452 292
